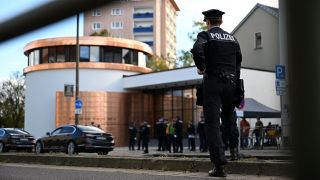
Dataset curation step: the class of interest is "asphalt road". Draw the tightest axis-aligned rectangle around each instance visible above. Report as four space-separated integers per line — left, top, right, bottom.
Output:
0 163 289 180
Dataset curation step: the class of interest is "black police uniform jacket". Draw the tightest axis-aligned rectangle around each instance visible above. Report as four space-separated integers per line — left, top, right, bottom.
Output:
191 27 242 79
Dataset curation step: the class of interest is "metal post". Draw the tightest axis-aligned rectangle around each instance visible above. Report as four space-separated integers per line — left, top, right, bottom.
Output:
279 0 290 147
75 14 80 125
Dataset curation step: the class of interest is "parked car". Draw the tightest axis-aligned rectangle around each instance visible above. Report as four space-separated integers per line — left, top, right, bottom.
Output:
0 128 35 152
35 125 115 155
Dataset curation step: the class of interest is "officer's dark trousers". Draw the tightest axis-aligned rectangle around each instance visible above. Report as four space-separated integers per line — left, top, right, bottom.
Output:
174 135 183 153
129 137 135 150
199 133 207 151
142 138 149 153
203 76 239 166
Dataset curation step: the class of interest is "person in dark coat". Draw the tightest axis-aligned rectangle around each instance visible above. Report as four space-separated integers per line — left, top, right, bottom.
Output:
173 116 183 153
156 118 167 151
187 122 196 151
197 115 207 152
128 121 137 151
141 121 150 154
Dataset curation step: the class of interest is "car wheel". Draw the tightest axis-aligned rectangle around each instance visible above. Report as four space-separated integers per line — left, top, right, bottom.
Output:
102 151 109 155
67 141 76 155
35 141 43 154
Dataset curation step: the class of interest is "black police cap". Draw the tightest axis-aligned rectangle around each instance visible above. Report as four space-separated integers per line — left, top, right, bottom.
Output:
202 9 225 21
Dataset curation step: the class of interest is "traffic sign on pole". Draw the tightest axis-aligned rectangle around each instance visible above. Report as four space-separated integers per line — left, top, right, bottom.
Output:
276 65 285 80
75 99 82 109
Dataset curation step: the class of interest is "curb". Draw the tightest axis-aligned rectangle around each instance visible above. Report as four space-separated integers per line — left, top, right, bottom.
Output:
151 153 292 160
0 154 292 177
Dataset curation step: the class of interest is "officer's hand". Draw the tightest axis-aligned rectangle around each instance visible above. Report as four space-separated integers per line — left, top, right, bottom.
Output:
197 69 204 75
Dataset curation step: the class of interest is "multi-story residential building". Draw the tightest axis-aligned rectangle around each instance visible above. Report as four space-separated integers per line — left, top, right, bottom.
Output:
83 0 179 61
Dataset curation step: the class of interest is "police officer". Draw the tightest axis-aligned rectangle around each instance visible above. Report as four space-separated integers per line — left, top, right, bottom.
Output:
197 115 207 152
191 9 242 177
156 118 166 151
128 121 137 151
187 122 196 151
173 116 183 153
141 121 150 154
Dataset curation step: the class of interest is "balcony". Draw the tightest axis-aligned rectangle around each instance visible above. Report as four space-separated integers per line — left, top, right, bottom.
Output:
133 12 153 19
133 26 153 33
143 41 153 46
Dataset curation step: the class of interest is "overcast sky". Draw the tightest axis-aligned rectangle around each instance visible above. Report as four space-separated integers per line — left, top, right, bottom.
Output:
0 0 278 80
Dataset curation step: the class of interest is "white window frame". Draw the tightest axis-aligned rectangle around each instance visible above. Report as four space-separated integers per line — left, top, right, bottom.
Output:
111 22 123 29
111 8 122 15
92 23 101 30
255 32 262 49
92 9 102 16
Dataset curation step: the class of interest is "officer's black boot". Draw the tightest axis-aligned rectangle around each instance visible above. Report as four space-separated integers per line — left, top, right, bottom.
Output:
230 147 239 161
209 165 227 177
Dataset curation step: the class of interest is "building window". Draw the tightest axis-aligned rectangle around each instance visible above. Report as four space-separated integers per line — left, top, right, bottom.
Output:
90 46 100 62
48 47 56 63
56 47 66 62
34 49 40 65
111 22 123 29
80 46 90 62
68 46 76 62
100 46 122 63
255 32 262 49
111 8 122 15
41 48 49 64
92 23 101 30
92 9 101 16
28 51 34 66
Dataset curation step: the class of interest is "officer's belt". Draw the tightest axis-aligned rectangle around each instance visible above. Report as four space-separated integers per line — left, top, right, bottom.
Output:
204 71 236 85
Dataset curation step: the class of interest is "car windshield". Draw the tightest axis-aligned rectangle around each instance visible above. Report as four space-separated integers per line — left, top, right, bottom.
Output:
6 129 30 135
77 126 105 133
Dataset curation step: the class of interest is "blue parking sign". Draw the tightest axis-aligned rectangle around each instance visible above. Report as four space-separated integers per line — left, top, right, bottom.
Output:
75 99 83 109
275 65 285 80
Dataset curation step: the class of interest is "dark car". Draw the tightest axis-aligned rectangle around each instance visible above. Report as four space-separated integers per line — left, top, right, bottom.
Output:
35 125 115 155
0 128 35 152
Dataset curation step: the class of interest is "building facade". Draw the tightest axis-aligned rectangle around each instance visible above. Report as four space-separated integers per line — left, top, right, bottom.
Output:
23 37 280 146
23 36 153 145
83 0 179 61
232 3 279 72
23 3 281 146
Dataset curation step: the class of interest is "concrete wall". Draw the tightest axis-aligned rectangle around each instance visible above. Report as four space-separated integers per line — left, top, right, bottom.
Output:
24 69 138 138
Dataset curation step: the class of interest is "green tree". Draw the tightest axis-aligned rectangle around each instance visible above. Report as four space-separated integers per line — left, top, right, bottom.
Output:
0 72 25 128
90 29 111 37
176 20 206 68
187 20 207 42
177 50 194 67
146 55 171 72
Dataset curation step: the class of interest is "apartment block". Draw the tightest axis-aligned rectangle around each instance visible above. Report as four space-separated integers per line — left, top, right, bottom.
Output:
84 0 179 61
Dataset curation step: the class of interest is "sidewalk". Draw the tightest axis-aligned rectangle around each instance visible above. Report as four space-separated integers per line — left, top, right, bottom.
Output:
0 139 293 177
109 139 291 160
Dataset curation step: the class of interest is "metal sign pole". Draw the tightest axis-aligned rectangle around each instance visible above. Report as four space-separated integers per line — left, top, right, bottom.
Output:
75 14 80 125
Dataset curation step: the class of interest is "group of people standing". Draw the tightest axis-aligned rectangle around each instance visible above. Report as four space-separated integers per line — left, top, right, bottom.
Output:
155 115 210 153
240 117 282 149
128 115 209 154
128 121 150 154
